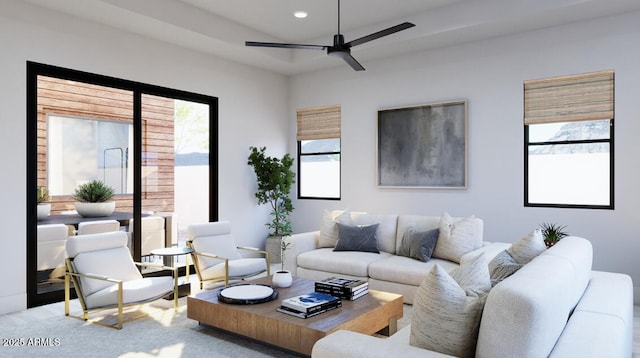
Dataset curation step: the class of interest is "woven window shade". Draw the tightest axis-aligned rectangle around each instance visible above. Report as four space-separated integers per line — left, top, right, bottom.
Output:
524 70 614 125
297 105 341 141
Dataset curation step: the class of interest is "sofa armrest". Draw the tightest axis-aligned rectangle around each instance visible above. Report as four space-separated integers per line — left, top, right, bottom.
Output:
282 231 319 273
311 330 454 358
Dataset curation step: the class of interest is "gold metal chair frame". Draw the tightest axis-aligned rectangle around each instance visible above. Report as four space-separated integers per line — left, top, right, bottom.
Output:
64 259 179 330
186 241 270 289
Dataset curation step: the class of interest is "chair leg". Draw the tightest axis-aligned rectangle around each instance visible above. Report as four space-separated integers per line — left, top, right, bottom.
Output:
116 282 123 330
173 270 179 311
64 273 70 316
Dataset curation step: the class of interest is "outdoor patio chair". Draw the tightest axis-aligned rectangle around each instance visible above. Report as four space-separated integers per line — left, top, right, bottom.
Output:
76 219 120 235
187 221 270 289
64 231 178 329
128 216 166 257
37 224 69 280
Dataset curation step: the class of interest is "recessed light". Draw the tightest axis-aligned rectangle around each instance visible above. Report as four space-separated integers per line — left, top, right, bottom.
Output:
294 11 308 19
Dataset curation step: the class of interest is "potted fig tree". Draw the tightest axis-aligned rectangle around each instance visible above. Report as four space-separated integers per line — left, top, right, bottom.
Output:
73 180 116 217
247 146 295 263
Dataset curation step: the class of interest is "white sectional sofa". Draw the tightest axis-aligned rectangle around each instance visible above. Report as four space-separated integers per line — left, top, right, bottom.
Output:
311 236 634 357
283 211 508 304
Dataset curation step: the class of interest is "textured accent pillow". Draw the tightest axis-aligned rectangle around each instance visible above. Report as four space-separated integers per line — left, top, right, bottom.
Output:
433 212 483 263
333 223 380 253
397 228 439 262
318 209 351 248
410 252 490 357
488 250 522 286
507 229 546 264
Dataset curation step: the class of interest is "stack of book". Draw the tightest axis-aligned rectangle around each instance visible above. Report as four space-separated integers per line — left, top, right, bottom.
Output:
314 277 369 300
277 292 342 319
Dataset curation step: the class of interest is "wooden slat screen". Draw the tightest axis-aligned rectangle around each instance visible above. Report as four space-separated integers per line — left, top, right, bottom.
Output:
37 76 175 214
524 70 614 125
297 105 341 141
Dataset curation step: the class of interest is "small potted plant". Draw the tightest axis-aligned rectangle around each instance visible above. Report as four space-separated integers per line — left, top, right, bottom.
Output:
539 222 568 248
73 180 116 217
37 186 51 220
272 240 293 288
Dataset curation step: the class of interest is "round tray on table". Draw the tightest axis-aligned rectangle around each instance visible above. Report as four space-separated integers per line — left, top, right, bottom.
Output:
217 284 278 304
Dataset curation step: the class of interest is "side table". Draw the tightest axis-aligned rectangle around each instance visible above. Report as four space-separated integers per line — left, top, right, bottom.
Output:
150 246 194 298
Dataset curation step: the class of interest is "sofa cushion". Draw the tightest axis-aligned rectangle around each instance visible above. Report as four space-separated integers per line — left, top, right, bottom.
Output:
334 223 380 253
318 209 352 248
85 276 174 309
397 228 439 262
297 248 392 277
433 212 483 263
507 229 547 264
351 213 398 254
410 252 490 358
72 246 142 296
368 255 458 286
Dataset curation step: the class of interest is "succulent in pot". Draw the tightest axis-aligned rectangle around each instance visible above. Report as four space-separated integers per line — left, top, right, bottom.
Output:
36 186 51 220
73 180 116 217
539 222 568 248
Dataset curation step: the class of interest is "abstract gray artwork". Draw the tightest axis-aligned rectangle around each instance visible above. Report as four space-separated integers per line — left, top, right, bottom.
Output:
377 100 467 188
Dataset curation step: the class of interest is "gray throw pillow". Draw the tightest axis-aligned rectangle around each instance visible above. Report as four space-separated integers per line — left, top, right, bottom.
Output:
333 223 380 253
398 228 439 262
488 250 522 286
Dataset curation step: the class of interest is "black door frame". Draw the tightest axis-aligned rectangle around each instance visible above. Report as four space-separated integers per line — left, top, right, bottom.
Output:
26 61 219 307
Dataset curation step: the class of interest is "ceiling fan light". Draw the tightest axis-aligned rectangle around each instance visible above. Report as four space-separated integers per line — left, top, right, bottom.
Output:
294 11 308 19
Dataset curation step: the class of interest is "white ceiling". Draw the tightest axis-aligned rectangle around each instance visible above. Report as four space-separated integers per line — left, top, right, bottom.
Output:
23 0 640 75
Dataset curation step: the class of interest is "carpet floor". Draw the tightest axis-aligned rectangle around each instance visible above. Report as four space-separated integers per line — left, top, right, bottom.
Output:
0 292 412 358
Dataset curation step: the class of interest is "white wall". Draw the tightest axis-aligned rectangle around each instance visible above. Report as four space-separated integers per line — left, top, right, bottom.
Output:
289 11 640 302
0 0 289 314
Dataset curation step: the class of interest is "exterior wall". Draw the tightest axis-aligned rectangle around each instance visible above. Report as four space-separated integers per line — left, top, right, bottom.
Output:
37 76 176 214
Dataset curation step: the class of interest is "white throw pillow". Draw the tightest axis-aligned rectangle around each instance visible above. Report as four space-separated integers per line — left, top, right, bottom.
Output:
317 209 351 248
507 229 546 264
433 212 483 263
410 252 490 358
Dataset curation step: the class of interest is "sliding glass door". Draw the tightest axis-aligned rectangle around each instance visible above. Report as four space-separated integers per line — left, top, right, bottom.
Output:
27 62 218 307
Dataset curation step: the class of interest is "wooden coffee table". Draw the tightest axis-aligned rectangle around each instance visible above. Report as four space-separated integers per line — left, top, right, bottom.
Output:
187 276 403 356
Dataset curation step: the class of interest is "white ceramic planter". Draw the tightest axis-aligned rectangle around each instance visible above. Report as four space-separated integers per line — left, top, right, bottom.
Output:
272 270 293 288
37 203 51 220
75 201 116 217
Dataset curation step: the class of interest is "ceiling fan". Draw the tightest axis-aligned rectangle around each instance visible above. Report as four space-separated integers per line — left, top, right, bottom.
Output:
245 0 415 71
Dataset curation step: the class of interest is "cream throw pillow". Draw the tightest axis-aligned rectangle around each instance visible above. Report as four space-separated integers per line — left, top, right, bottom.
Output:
410 252 491 358
507 229 546 264
317 209 351 248
433 212 483 263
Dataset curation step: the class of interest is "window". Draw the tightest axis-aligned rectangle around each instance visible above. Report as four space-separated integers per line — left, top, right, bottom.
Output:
524 70 614 209
297 105 341 199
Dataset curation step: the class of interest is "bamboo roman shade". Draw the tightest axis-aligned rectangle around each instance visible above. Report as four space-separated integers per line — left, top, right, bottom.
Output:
524 70 614 125
296 105 341 141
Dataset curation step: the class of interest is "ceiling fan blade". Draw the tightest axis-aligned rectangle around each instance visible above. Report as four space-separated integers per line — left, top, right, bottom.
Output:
245 41 327 50
333 51 365 71
346 22 415 48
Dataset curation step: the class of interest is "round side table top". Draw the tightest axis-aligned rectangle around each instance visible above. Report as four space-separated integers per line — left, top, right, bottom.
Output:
150 247 194 256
